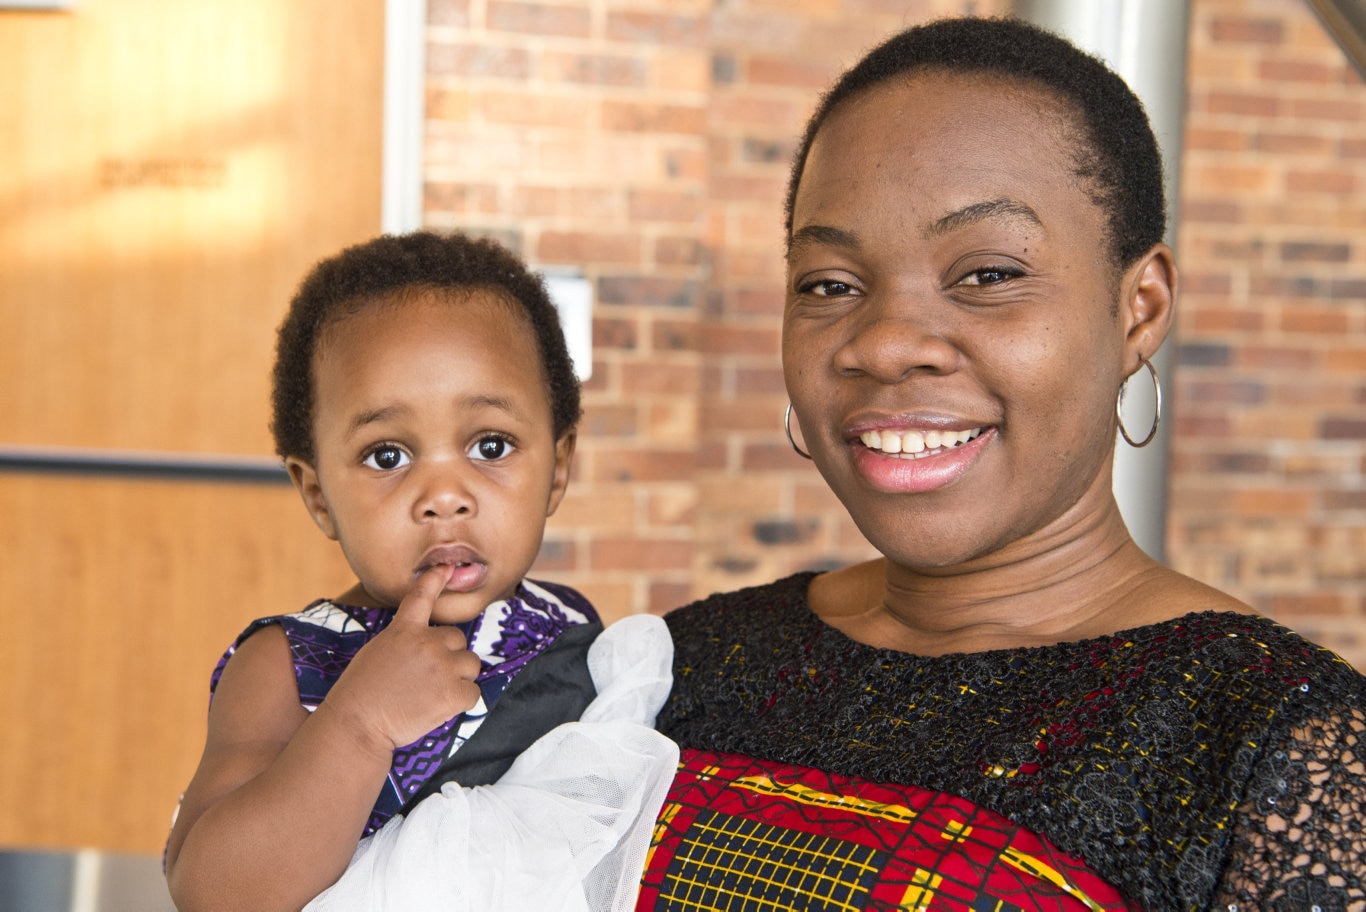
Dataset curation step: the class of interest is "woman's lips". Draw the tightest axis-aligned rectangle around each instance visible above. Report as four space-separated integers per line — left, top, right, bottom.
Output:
851 426 994 493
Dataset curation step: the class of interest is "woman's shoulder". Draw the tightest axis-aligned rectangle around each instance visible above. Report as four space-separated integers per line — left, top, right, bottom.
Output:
1114 608 1366 722
664 572 816 624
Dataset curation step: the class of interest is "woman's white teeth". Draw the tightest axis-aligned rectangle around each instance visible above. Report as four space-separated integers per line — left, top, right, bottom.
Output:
859 427 982 457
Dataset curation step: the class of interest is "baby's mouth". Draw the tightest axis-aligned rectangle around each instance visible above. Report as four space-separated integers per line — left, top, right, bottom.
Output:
415 544 485 578
858 426 985 459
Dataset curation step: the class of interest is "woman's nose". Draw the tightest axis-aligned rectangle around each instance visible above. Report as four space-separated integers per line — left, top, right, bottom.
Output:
832 291 960 382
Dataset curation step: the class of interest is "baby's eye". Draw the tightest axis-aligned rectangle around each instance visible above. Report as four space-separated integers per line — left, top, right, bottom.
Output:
469 435 514 461
362 445 410 471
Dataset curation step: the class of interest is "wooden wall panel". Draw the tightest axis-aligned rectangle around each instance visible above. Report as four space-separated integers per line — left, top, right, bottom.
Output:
0 475 355 852
0 0 385 455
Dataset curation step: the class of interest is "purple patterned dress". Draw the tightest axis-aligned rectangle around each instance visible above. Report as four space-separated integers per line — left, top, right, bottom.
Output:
211 578 599 835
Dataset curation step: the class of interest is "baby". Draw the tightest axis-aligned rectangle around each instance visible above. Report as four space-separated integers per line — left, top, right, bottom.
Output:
165 231 673 912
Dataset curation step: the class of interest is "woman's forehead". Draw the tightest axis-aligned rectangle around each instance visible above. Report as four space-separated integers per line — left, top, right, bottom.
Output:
794 75 1095 230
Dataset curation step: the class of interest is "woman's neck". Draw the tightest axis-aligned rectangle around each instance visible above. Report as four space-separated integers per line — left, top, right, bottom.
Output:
812 499 1184 656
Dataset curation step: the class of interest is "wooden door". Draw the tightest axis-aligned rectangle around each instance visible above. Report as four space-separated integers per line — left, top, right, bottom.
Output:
0 0 384 853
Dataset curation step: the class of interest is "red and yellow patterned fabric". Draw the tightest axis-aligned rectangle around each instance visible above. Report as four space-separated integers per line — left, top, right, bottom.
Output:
638 749 1140 912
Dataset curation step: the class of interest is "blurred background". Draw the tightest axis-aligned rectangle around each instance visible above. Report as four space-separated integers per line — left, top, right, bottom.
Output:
1 0 1362 882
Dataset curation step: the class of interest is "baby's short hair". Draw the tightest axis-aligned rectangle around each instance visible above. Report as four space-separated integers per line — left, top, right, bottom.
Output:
271 231 581 463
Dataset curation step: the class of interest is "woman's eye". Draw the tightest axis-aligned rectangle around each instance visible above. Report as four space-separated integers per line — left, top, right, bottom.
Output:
362 446 409 471
469 435 513 461
959 266 1019 286
799 279 855 297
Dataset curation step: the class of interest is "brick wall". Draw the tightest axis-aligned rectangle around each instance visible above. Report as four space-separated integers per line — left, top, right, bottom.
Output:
1172 0 1366 669
423 0 1366 670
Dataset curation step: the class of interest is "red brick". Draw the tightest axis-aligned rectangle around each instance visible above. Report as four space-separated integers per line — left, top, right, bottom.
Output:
591 447 697 483
426 87 471 121
1233 488 1313 517
603 100 707 135
429 0 471 26
537 230 641 265
1209 16 1285 45
1278 309 1349 334
742 441 810 471
605 11 708 47
581 402 638 438
1258 58 1334 83
653 320 700 353
541 51 648 87
1269 592 1349 616
620 361 702 395
482 90 591 128
597 275 701 309
1205 90 1281 117
509 185 559 217
593 316 638 351
1285 169 1355 194
487 1 591 38
700 322 781 356
1185 126 1246 152
1253 130 1332 155
532 538 577 571
746 55 835 89
589 536 693 571
654 236 705 267
1189 309 1267 334
629 188 705 223
1289 97 1364 123
428 42 531 78
649 581 695 614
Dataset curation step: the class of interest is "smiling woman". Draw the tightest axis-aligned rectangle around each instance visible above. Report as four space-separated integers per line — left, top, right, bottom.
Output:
649 16 1366 912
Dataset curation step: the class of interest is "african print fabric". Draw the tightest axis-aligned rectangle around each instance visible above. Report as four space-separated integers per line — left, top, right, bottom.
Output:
211 578 598 835
638 749 1136 911
658 573 1366 911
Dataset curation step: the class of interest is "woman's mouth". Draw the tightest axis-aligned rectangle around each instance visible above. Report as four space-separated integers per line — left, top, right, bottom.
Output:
858 426 985 458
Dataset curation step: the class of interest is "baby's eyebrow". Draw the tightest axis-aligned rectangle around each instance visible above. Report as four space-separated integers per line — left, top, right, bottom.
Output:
925 198 1042 238
347 405 408 437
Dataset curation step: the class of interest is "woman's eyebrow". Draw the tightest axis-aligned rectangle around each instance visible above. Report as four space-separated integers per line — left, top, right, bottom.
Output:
787 223 861 256
926 198 1042 238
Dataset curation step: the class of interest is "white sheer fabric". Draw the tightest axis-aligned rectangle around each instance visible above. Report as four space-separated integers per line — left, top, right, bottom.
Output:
307 613 677 912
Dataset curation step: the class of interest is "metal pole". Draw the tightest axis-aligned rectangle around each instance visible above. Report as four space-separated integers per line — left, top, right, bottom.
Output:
1012 0 1192 563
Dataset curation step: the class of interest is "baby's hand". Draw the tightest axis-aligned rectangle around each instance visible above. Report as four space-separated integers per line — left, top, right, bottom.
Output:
321 566 483 753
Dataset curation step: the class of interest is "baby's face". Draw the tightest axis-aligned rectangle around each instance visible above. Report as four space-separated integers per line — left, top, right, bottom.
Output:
295 288 571 623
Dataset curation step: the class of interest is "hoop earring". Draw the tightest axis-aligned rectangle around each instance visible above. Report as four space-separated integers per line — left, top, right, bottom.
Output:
1117 356 1162 448
784 403 812 460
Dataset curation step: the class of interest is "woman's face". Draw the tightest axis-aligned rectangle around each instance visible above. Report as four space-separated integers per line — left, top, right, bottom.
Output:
784 72 1154 570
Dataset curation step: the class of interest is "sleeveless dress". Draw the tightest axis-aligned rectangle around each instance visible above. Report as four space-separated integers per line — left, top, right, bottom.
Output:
647 572 1366 911
212 578 600 835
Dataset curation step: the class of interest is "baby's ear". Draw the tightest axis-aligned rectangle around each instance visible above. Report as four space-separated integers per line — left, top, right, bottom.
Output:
1120 242 1177 370
284 457 339 540
546 430 577 517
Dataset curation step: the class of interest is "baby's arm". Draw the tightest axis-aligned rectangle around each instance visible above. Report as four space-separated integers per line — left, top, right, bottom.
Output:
165 566 482 912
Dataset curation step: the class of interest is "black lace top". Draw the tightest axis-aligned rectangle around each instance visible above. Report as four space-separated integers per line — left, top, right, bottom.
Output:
658 573 1366 912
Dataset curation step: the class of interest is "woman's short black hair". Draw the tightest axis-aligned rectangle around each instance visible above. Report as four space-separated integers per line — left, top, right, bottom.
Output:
271 230 581 464
784 16 1167 268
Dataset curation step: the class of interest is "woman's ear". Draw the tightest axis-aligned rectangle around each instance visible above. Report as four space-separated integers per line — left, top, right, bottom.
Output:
1119 242 1177 371
284 456 339 540
545 430 577 517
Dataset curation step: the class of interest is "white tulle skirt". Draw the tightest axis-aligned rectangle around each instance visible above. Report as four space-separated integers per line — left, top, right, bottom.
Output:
306 613 678 912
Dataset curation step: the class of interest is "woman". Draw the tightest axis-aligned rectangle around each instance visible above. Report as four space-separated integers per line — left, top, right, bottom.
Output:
644 16 1365 912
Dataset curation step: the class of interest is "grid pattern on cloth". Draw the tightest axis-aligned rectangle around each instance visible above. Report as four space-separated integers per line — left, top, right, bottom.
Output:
637 749 1139 912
